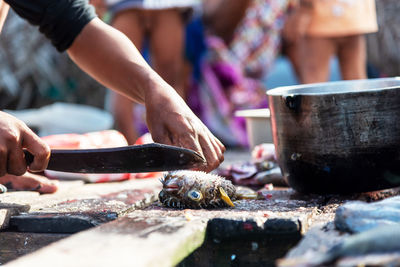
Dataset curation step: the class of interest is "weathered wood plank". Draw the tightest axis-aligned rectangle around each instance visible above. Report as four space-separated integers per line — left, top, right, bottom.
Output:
29 179 161 211
5 216 208 267
0 192 39 206
0 232 69 265
9 212 117 233
9 187 159 233
4 188 327 267
0 179 161 212
0 209 10 230
0 204 30 230
2 179 160 233
0 149 254 265
0 203 30 215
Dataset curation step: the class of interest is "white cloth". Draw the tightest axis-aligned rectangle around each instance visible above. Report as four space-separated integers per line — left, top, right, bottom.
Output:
105 0 200 10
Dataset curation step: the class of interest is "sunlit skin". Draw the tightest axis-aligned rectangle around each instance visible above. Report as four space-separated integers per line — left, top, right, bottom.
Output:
109 8 186 145
0 173 58 193
67 18 225 172
0 111 51 177
282 0 368 84
0 1 225 193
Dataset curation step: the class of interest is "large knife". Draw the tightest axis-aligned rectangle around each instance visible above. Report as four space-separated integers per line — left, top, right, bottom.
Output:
24 143 205 173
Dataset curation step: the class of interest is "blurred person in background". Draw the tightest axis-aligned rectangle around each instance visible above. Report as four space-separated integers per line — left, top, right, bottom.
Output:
0 0 224 193
102 0 199 145
366 0 400 78
283 0 378 84
185 0 291 147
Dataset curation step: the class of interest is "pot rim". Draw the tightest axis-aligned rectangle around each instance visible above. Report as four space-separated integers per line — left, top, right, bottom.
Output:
267 77 400 96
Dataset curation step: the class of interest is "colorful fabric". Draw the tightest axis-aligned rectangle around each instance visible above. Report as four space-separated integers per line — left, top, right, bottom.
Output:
230 0 290 78
187 0 290 147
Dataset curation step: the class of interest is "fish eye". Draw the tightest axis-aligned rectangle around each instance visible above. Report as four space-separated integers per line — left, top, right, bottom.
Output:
188 190 203 202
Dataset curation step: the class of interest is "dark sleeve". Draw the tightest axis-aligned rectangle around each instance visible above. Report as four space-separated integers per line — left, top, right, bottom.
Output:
4 0 97 52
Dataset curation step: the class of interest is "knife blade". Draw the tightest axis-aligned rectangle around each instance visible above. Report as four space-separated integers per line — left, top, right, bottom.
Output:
24 143 205 173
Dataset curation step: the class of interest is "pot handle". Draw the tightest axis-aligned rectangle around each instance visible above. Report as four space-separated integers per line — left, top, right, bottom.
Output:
283 95 301 111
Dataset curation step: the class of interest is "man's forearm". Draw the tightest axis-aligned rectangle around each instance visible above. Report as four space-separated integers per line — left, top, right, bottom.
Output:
67 18 171 105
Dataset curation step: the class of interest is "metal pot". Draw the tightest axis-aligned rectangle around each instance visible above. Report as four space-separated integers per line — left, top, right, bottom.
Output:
267 78 400 194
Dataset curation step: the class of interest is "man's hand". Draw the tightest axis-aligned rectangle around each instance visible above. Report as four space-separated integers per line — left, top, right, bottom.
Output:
0 173 58 193
145 81 225 172
68 19 226 172
0 111 50 176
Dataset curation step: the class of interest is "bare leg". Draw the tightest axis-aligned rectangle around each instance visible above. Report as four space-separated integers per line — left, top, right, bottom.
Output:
109 93 140 144
149 9 186 99
337 35 367 80
202 0 251 44
299 36 336 84
283 40 302 81
111 10 144 144
0 1 10 32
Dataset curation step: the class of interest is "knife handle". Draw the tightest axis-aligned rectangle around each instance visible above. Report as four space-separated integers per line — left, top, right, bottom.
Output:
24 150 34 166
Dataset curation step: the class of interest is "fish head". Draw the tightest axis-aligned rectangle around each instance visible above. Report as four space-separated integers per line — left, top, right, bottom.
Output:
185 188 204 203
161 174 185 194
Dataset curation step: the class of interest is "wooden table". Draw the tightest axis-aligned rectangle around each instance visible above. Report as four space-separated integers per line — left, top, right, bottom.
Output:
1 150 399 267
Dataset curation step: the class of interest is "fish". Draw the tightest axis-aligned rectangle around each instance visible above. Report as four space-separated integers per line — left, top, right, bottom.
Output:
278 225 400 267
313 225 400 265
335 196 400 233
158 170 238 209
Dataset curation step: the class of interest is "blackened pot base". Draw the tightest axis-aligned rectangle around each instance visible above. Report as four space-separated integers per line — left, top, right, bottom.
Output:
280 149 400 194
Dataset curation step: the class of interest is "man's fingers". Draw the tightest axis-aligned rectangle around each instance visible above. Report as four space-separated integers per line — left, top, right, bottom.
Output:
7 146 27 176
145 96 224 172
177 133 205 161
207 134 224 165
0 145 7 177
214 140 225 163
167 124 223 172
21 129 50 172
203 127 225 169
4 131 27 176
0 173 59 194
216 137 226 153
208 129 225 156
197 134 220 172
0 112 49 176
156 128 223 172
150 127 174 146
